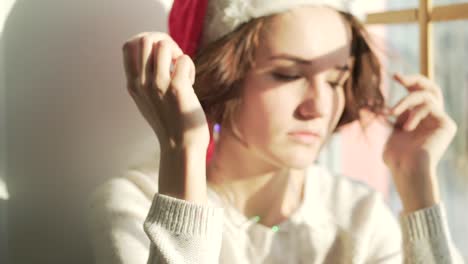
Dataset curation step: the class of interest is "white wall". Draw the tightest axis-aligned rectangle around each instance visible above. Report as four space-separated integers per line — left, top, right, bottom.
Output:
0 0 14 202
1 1 16 262
2 0 172 262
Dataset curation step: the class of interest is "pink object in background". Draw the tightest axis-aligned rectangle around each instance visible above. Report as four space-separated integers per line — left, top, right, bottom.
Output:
341 118 390 198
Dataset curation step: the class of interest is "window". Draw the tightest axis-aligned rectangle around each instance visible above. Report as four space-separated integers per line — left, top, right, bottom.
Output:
362 0 468 260
433 19 468 255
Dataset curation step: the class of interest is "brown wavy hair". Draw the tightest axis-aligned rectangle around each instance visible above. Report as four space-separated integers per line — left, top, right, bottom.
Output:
193 11 385 132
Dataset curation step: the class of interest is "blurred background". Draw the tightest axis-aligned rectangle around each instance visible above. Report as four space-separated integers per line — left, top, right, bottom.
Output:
0 0 466 263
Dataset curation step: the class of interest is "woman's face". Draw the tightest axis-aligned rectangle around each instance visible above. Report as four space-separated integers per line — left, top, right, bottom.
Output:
233 6 353 169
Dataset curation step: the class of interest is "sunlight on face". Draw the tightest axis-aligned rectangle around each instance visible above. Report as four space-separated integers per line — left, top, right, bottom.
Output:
234 6 353 169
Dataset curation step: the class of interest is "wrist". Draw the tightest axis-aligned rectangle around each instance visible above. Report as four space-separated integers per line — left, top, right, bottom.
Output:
158 147 208 204
392 168 441 214
401 194 440 214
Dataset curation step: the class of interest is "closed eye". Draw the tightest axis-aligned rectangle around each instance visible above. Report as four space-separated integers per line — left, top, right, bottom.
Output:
271 73 302 82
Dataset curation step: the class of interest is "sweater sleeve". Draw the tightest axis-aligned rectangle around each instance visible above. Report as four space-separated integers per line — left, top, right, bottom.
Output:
143 193 224 264
366 192 464 263
399 203 465 263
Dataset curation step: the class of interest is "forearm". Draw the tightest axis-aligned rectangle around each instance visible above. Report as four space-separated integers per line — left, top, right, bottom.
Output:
391 166 441 214
158 147 208 204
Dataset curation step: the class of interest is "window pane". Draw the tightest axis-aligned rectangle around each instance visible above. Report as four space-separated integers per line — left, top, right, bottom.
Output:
433 20 468 260
367 24 419 105
359 0 417 14
434 0 468 5
361 0 468 14
386 0 418 9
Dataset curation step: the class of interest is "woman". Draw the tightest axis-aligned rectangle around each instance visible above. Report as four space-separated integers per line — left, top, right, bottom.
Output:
88 0 463 263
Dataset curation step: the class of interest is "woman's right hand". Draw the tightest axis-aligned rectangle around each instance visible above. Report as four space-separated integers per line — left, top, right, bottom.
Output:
122 32 210 203
122 32 210 151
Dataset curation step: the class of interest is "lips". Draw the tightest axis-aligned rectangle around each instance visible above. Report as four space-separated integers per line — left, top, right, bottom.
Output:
288 130 322 137
288 130 323 144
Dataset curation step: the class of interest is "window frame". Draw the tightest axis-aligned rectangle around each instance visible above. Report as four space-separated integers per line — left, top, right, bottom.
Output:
365 1 468 79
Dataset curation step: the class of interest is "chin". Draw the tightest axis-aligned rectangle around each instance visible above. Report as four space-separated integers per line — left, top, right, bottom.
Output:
286 158 317 169
279 148 320 169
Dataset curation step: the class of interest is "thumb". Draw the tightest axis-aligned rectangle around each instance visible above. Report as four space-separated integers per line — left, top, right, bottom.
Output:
171 55 198 110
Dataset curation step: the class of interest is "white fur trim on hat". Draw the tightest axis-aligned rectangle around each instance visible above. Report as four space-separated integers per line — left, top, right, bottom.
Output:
201 0 364 46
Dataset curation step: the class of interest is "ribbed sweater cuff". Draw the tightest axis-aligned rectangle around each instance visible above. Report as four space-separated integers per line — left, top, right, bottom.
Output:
399 203 449 242
145 193 224 237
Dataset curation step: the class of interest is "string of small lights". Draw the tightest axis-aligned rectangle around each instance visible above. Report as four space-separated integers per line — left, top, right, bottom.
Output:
250 216 280 233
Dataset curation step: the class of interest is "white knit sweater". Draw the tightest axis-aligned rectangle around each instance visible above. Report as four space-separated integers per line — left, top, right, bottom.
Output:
87 164 464 263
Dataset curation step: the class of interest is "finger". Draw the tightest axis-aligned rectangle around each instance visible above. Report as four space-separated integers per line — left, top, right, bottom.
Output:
153 40 175 96
145 41 158 89
122 33 154 85
140 34 183 87
394 109 411 129
393 73 443 100
140 35 155 86
122 41 141 88
169 55 194 109
393 73 422 90
391 91 438 116
167 38 184 58
403 104 431 131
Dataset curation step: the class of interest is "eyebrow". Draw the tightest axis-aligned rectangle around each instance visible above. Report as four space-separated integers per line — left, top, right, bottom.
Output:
269 54 351 71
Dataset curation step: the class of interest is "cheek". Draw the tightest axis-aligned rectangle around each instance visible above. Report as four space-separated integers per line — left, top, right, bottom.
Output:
236 81 297 143
238 92 290 142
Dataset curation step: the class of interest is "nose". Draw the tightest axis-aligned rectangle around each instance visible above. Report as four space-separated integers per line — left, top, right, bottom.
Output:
295 77 329 120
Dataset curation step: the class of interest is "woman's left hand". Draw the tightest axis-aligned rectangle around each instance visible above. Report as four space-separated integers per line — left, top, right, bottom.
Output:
382 73 457 213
